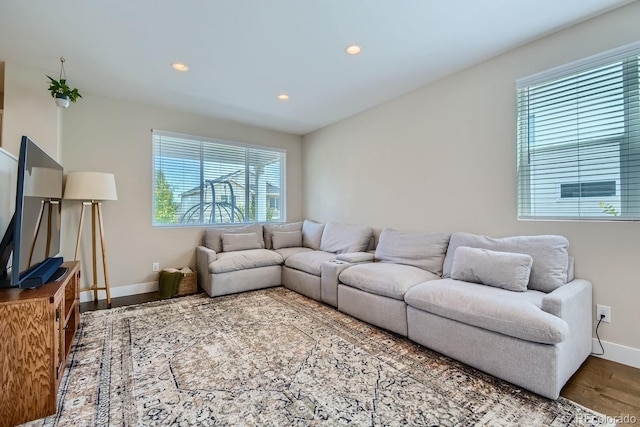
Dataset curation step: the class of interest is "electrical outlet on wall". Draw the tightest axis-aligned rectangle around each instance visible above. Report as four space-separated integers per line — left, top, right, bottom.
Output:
596 304 611 323
152 262 160 272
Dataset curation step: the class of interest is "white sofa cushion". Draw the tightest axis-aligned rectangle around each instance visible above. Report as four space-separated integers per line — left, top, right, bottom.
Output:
204 224 264 253
221 232 263 252
209 249 283 274
443 232 569 293
404 279 568 344
274 246 313 261
272 231 303 249
339 263 440 301
451 246 533 292
302 220 325 250
320 222 373 254
374 228 450 275
263 221 303 249
336 252 375 263
285 250 336 276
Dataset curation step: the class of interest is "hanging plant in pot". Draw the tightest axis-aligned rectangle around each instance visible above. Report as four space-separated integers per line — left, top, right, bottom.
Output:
47 77 82 108
46 57 82 108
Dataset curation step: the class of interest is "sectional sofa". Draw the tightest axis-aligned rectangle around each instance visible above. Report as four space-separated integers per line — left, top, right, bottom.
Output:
195 220 592 400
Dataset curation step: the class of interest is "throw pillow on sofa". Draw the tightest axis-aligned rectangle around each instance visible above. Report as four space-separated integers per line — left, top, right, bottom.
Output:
264 221 303 249
204 223 264 253
450 246 533 292
302 220 325 250
375 228 450 276
221 232 263 252
442 232 569 293
272 231 303 249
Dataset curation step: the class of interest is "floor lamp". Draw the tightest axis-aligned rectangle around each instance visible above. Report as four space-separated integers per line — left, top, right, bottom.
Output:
63 172 117 306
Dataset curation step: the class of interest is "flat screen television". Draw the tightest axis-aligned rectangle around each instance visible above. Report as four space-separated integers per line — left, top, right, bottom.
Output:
0 136 65 288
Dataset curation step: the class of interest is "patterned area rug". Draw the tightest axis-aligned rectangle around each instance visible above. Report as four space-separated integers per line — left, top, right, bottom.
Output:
24 287 610 426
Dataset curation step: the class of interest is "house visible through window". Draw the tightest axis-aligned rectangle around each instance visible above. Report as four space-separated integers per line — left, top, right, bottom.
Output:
516 41 640 220
560 181 617 199
152 130 286 226
268 195 280 210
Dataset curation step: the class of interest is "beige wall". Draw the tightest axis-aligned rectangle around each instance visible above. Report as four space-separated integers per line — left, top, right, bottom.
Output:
61 94 303 292
1 62 60 160
303 2 640 352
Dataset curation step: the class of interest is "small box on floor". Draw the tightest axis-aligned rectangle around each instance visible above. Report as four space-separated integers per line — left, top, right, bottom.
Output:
177 268 197 296
159 267 197 298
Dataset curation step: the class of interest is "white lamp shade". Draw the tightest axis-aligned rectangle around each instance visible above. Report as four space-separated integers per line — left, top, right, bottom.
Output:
64 172 118 201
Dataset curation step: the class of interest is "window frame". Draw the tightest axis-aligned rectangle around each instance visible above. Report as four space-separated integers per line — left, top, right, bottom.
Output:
152 129 287 227
516 40 640 221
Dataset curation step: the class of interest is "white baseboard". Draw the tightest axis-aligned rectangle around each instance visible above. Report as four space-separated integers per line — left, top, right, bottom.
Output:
79 281 159 303
592 338 640 369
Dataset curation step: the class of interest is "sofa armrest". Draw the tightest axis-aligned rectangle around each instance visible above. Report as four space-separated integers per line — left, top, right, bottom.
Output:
542 279 593 362
197 245 217 265
541 279 591 319
196 246 217 285
321 260 354 307
336 252 375 263
196 246 218 288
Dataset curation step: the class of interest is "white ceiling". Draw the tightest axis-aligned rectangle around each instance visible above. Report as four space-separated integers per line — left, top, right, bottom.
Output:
0 0 632 135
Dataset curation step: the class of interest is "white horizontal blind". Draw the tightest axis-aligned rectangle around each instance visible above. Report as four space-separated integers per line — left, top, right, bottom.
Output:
516 41 640 220
152 130 286 226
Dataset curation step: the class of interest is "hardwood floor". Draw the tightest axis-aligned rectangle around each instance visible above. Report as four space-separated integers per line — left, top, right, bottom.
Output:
80 291 640 421
80 291 166 312
562 356 640 421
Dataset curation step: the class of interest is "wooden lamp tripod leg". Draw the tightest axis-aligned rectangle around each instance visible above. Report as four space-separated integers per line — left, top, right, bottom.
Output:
74 201 112 307
96 202 111 306
91 203 98 302
73 203 86 261
27 201 47 268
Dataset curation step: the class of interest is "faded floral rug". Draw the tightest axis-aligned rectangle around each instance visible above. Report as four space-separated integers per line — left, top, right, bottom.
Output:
24 287 610 426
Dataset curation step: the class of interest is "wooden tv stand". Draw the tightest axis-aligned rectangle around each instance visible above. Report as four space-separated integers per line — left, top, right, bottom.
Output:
0 261 80 427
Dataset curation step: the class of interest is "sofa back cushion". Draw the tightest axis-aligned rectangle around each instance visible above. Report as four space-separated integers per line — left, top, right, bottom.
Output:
450 246 533 292
302 220 325 250
443 232 569 293
221 232 263 252
320 222 374 254
203 224 264 253
374 228 450 276
272 230 303 250
264 221 303 249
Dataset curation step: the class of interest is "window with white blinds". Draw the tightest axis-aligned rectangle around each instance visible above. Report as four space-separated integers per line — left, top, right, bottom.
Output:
516 41 640 220
152 130 286 226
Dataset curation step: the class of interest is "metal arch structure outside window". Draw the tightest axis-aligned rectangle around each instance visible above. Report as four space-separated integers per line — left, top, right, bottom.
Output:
152 130 286 227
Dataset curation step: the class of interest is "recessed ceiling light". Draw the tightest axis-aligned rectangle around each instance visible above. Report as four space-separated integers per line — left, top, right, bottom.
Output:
345 44 362 55
278 94 289 101
171 63 189 72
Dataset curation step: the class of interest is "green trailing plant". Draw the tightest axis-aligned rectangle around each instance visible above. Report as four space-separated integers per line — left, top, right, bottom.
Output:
46 75 82 102
599 202 619 216
47 57 82 103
